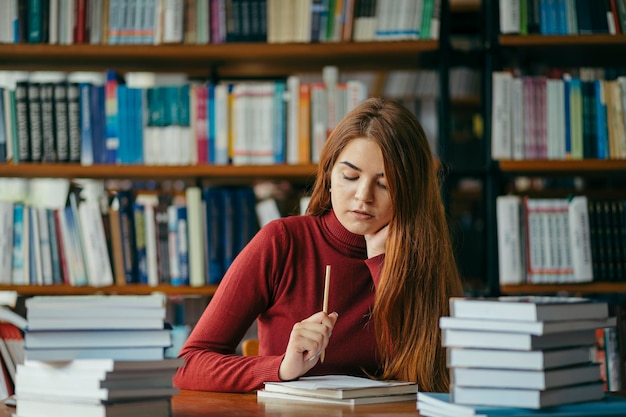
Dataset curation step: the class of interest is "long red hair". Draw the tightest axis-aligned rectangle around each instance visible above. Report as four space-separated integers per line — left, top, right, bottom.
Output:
307 98 463 392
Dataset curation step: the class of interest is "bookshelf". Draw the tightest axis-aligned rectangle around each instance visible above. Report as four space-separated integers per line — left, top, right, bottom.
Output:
487 0 626 295
0 2 458 298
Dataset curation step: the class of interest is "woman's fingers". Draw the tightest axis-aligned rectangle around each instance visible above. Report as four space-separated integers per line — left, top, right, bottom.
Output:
278 311 339 381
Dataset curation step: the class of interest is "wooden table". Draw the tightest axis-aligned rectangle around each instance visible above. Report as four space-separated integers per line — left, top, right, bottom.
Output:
1 390 421 417
174 390 421 416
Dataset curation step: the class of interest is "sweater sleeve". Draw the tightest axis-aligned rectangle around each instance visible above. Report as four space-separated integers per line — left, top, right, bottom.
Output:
173 221 288 393
365 254 385 289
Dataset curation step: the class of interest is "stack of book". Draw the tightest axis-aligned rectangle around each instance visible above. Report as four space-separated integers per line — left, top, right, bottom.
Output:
257 375 417 406
422 296 614 415
14 294 181 417
418 392 626 417
22 294 170 361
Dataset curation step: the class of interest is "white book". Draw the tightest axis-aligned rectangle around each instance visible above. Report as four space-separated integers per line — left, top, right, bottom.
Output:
26 316 164 331
161 0 184 43
16 397 171 417
442 328 595 351
16 386 178 402
510 77 525 159
439 315 616 336
450 364 602 390
144 202 159 287
568 195 593 282
499 0 521 34
25 294 165 310
546 78 565 160
263 375 417 400
449 296 608 322
78 201 114 287
23 357 183 373
450 382 604 409
496 195 524 285
24 328 171 349
48 0 59 44
446 346 594 371
186 187 205 287
491 71 513 160
24 346 165 361
258 389 416 406
26 306 165 319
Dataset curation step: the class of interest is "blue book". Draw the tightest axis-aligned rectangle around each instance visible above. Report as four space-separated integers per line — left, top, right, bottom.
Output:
594 79 609 159
11 204 25 285
0 88 6 162
132 87 144 164
234 186 259 255
272 81 286 163
418 392 626 416
116 190 138 284
168 205 189 286
46 208 62 285
91 83 106 164
78 82 94 166
202 186 224 285
207 83 216 164
221 188 236 274
116 84 129 164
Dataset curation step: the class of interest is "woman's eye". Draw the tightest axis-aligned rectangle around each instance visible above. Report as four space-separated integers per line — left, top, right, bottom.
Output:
377 183 388 190
342 175 358 181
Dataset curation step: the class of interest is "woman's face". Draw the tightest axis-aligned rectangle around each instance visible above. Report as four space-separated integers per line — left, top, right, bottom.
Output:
330 138 393 236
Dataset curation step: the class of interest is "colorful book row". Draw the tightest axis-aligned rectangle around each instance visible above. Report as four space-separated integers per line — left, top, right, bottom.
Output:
491 69 626 161
496 195 626 286
499 0 625 36
0 0 441 46
0 68 368 166
0 185 259 288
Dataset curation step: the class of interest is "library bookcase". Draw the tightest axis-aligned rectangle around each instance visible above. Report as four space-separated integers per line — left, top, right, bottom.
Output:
0 1 462 298
486 0 626 296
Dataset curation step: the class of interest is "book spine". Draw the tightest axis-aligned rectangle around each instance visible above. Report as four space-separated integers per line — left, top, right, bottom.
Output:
0 202 14 285
203 186 224 285
27 82 44 162
67 82 81 163
15 81 31 162
40 83 57 162
569 195 594 282
79 82 94 165
53 81 70 162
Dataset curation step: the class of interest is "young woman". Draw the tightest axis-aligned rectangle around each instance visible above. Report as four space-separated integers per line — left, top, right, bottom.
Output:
174 97 464 393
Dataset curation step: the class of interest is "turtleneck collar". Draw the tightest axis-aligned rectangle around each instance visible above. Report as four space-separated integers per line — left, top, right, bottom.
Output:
321 209 367 257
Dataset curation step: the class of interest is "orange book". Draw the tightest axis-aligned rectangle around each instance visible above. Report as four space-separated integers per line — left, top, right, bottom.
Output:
298 83 311 164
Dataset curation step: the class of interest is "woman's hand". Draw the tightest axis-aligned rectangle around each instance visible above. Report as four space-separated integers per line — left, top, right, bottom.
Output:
278 311 339 381
364 223 389 258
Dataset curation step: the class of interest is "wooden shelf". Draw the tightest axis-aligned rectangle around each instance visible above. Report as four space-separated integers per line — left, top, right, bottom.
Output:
501 283 626 295
498 159 626 173
0 163 318 182
450 0 481 13
0 41 438 75
0 284 218 296
497 35 626 67
500 34 626 46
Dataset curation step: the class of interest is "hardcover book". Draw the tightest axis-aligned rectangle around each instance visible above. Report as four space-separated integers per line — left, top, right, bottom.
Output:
449 296 608 322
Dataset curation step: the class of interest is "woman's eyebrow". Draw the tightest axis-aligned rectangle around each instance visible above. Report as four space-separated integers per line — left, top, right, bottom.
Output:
339 161 384 178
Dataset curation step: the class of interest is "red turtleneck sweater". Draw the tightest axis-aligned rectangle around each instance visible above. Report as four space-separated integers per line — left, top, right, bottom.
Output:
173 210 384 392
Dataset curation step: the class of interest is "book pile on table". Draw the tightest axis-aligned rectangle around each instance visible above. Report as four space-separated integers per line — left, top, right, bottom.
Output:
418 296 615 417
257 375 418 406
14 294 182 417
